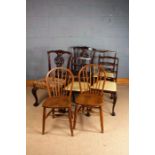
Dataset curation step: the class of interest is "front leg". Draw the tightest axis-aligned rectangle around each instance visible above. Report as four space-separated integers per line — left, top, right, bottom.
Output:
32 87 39 106
111 92 117 116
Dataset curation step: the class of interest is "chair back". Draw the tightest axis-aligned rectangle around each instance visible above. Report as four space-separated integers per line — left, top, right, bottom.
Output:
46 67 74 97
78 64 106 95
47 50 72 71
98 55 119 81
70 46 96 75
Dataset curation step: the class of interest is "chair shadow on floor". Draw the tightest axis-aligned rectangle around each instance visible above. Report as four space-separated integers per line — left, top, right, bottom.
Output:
32 116 73 137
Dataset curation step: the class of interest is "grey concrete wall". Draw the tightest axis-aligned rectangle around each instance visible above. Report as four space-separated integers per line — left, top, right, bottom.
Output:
26 0 129 79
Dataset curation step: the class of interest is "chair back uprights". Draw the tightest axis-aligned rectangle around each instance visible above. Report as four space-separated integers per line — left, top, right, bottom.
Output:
45 67 74 98
78 64 106 95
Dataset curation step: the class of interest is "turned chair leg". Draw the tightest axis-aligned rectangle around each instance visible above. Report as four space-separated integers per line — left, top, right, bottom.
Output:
68 107 73 136
42 107 46 134
73 105 78 129
111 92 117 116
32 87 39 106
99 106 104 133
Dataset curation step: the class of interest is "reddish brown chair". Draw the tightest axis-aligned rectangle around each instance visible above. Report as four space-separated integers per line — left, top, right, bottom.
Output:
73 64 106 133
42 67 74 136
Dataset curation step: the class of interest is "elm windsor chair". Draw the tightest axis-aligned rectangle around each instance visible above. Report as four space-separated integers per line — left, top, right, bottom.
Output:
69 46 96 104
73 64 106 133
42 67 74 136
32 50 72 106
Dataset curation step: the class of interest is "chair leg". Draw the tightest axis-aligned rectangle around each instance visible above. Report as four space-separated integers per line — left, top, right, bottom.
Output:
42 107 46 135
99 106 104 133
110 93 114 99
85 107 91 117
68 107 73 136
73 105 78 129
32 87 39 106
52 108 55 118
111 92 117 116
72 92 76 103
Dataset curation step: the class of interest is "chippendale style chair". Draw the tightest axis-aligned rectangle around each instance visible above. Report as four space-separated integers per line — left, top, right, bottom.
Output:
73 64 106 133
42 67 74 136
32 50 72 106
70 46 96 76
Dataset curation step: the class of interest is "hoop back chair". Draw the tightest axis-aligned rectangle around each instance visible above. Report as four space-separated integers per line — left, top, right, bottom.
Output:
42 67 74 136
32 50 72 106
73 64 106 133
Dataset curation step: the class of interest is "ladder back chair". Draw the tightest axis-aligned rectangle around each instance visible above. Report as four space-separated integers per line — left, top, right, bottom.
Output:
97 50 119 116
42 67 74 136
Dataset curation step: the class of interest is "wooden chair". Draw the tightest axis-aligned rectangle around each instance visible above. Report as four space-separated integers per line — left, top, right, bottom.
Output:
70 46 96 76
69 46 96 103
32 50 72 106
98 51 118 81
42 67 74 136
97 51 119 116
73 64 106 133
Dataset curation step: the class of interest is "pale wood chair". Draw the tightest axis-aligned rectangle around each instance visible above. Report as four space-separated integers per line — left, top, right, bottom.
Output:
73 64 106 133
42 67 74 136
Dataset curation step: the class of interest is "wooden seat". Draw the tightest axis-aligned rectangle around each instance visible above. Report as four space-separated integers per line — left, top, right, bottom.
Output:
75 93 103 106
42 96 71 108
32 50 72 106
73 64 106 133
42 67 74 136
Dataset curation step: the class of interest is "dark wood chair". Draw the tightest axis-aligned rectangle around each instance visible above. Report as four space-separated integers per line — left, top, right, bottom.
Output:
32 50 72 106
42 67 74 136
97 50 118 81
73 64 106 133
70 46 96 76
97 50 119 116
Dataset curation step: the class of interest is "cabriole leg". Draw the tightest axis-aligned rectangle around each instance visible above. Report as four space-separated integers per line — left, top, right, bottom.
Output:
32 87 39 106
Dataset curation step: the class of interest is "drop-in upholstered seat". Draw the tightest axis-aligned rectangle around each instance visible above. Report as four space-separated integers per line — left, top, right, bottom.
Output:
65 81 90 92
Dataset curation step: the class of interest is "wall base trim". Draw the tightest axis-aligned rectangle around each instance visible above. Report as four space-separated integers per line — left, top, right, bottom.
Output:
117 78 129 84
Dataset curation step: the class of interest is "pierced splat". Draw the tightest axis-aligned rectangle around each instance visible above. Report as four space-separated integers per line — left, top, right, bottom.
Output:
54 53 65 67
